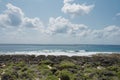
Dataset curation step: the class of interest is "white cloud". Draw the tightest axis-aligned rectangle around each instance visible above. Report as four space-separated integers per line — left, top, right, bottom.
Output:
46 17 120 40
103 25 120 37
46 16 88 36
22 17 44 32
116 13 120 16
64 0 74 4
62 0 94 17
91 25 120 38
0 3 44 31
4 3 23 27
0 3 120 44
46 16 70 35
0 14 9 28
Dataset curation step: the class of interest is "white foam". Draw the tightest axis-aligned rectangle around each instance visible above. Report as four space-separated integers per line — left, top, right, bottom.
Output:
0 50 115 56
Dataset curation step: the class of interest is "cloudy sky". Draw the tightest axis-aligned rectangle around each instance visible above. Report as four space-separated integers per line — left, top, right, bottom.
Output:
0 0 120 44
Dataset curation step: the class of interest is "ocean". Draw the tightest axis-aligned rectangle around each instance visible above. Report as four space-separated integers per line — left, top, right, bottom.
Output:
0 44 120 56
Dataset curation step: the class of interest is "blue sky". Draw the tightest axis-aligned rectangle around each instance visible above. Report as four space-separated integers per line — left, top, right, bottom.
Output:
0 0 120 44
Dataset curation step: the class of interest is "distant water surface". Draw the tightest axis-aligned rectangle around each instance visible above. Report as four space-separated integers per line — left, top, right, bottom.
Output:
0 44 120 56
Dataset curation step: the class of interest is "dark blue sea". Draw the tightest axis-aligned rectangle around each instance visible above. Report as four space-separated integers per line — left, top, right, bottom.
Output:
0 44 120 56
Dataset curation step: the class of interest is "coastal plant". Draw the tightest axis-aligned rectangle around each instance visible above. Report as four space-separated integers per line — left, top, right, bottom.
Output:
59 71 70 80
39 69 52 76
1 70 18 80
0 54 120 80
107 66 120 72
50 67 57 74
38 64 50 69
19 72 33 80
1 73 14 80
46 75 58 80
39 60 53 65
0 69 3 75
117 71 120 79
83 67 97 77
16 61 26 68
59 70 75 80
16 65 36 80
59 60 76 69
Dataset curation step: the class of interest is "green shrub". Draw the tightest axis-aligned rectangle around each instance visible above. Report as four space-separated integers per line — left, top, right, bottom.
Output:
1 74 14 80
59 60 75 69
84 68 96 73
19 72 33 80
39 60 53 65
39 69 52 76
46 75 58 80
21 67 28 72
117 71 120 79
60 73 70 80
107 66 120 72
16 61 26 67
38 64 49 69
1 71 18 80
59 70 75 80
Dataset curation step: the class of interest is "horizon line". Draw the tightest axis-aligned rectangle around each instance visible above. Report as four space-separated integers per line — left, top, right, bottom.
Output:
0 43 120 46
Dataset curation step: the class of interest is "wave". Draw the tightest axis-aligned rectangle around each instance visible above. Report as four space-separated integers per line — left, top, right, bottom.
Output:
0 49 116 56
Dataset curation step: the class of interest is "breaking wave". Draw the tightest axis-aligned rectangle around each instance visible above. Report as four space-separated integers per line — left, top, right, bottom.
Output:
0 49 114 56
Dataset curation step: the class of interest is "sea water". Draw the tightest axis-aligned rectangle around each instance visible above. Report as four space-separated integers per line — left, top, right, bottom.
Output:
0 44 120 56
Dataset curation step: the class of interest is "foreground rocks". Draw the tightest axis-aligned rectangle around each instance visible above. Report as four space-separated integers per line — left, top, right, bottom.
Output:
0 54 120 80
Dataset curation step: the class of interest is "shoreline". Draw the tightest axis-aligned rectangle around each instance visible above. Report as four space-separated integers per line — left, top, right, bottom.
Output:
0 53 120 63
0 51 119 57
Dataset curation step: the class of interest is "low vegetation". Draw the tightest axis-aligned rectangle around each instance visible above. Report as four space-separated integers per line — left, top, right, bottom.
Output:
0 54 120 80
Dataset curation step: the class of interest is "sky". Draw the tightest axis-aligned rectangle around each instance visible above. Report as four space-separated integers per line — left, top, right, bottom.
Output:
0 0 120 44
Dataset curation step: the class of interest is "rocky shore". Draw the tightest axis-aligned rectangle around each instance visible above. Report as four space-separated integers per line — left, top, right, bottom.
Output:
0 54 120 80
